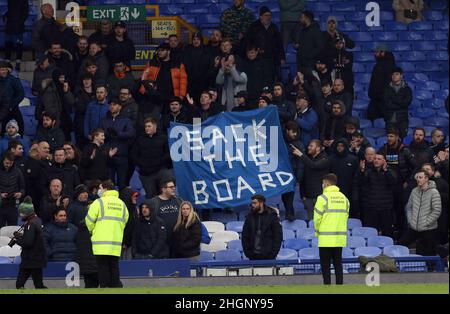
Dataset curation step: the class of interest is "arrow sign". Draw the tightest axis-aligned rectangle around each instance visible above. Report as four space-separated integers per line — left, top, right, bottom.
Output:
87 5 146 22
131 8 140 19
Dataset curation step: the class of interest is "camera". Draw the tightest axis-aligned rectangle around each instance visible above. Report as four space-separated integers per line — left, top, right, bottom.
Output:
8 237 17 248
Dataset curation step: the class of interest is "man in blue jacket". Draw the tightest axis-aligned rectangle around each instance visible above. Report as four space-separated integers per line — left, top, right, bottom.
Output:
0 61 25 134
294 94 319 147
99 99 135 190
84 85 109 139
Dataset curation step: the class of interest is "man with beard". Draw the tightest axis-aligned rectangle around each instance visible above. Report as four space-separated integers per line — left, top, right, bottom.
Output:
118 87 139 129
80 42 109 83
161 97 191 131
321 16 355 56
331 79 353 117
206 29 222 59
294 94 319 148
84 85 109 140
89 19 113 50
73 36 89 75
46 42 75 88
106 61 136 100
329 37 354 96
430 128 447 160
321 100 347 152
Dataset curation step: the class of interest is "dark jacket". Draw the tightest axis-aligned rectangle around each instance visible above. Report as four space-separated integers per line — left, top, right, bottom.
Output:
15 215 47 269
0 74 25 111
106 70 136 99
35 126 65 153
295 22 325 70
285 136 305 182
40 161 80 197
106 36 136 67
183 45 212 100
378 141 415 183
67 199 89 228
242 56 274 99
46 51 75 87
120 98 139 129
360 166 397 212
80 51 109 83
272 96 296 127
132 201 169 259
242 205 282 260
21 158 46 211
172 218 202 258
73 87 96 141
0 165 25 207
300 151 330 198
120 187 138 248
80 142 111 182
329 48 354 93
383 80 413 124
332 90 353 117
4 0 29 35
44 221 78 261
75 222 97 274
409 140 435 171
243 21 285 65
329 139 359 200
322 101 346 141
161 110 191 131
32 64 56 96
295 107 319 147
32 17 54 55
322 30 355 55
369 52 396 102
131 132 171 176
39 194 67 225
99 112 136 157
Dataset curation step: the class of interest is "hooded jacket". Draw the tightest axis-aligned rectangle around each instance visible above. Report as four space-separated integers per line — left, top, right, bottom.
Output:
300 150 330 198
0 73 25 111
132 200 169 259
369 51 396 101
80 51 110 83
383 80 413 124
329 139 359 200
105 35 136 67
295 106 319 147
43 220 78 261
406 180 441 232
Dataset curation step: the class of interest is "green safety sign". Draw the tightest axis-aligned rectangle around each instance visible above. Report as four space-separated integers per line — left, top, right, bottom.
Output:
87 6 147 22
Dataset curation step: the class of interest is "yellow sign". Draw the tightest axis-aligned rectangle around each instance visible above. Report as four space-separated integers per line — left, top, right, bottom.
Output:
152 20 177 38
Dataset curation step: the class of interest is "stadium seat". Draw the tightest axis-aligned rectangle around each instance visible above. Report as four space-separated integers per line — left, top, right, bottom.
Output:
307 2 331 12
308 220 314 229
298 247 320 259
13 256 21 264
215 249 242 262
416 81 441 91
415 90 434 101
408 117 424 128
339 22 359 32
283 229 296 241
296 228 315 240
366 137 376 148
373 119 385 129
399 32 423 41
373 32 397 41
383 21 408 31
311 238 318 247
397 62 415 72
342 247 354 258
211 231 240 243
402 51 427 61
277 248 298 260
412 107 435 119
203 221 225 235
200 241 227 253
383 245 410 257
364 128 386 139
199 251 214 262
346 236 366 249
209 212 239 224
353 63 365 72
347 218 363 230
434 89 449 100
0 245 21 257
227 239 243 252
414 41 436 51
389 42 411 52
409 21 433 31
282 219 307 232
424 118 449 131
352 227 378 238
429 31 448 41
0 256 11 264
345 12 367 22
411 73 429 83
0 226 21 238
429 52 449 61
0 236 10 247
353 100 369 111
367 236 394 248
226 221 244 233
354 246 382 258
359 119 372 130
284 238 310 251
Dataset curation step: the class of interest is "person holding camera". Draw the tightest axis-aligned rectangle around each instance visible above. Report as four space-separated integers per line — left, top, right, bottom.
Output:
13 196 47 289
0 152 25 227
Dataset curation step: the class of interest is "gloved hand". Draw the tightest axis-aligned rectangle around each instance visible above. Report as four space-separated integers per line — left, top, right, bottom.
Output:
13 231 21 238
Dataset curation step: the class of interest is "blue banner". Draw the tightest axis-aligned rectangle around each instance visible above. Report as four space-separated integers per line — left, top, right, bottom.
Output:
168 106 295 209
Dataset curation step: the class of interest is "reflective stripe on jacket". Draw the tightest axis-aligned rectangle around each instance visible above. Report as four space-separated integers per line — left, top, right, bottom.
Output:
85 190 129 256
314 185 349 247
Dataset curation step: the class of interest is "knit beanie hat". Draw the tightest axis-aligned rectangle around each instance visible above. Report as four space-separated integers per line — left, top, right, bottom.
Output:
259 6 271 16
18 196 34 216
6 119 19 132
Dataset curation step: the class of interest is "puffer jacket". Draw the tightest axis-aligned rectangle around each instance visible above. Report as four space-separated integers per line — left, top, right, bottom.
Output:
406 180 441 232
43 221 78 261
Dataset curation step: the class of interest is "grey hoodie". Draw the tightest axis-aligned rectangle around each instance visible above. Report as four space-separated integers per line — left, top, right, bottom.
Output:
406 180 441 232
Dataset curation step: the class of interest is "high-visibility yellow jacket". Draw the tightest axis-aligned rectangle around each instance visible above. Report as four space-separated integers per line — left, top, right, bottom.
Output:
85 190 129 257
314 185 349 247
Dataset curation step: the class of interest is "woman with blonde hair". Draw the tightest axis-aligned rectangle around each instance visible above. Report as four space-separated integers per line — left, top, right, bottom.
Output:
171 201 202 260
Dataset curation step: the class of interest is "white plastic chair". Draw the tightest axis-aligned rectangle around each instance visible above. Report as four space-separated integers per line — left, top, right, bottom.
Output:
0 245 22 257
0 226 21 238
202 221 225 235
211 231 240 243
200 241 227 253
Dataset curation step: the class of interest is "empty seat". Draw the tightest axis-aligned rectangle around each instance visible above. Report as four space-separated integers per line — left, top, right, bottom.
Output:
346 236 366 249
399 32 422 41
364 128 386 139
414 41 436 51
200 241 227 253
416 81 441 91
199 251 214 262
226 221 244 233
373 32 397 41
429 52 448 61
0 226 21 238
277 248 298 260
203 221 225 235
345 12 367 22
352 227 378 238
397 62 415 72
353 100 369 111
307 2 331 12
227 239 243 252
383 21 408 31
354 246 382 258
409 21 433 31
0 256 12 264
211 231 240 243
0 245 21 257
389 42 412 52
402 51 427 61
435 89 449 100
282 219 307 231
354 52 373 62
373 118 386 129
339 22 359 32
308 220 314 229
366 136 376 148
215 249 242 262
296 228 315 240
412 107 435 119
333 3 356 11
298 247 320 259
353 63 365 72
0 236 11 247
411 73 429 83
284 238 310 251
415 90 434 101
311 238 318 247
383 245 410 257
424 117 449 130
342 247 354 258
409 117 424 128
283 229 296 240
347 218 363 230
428 31 448 41
359 119 372 130
367 236 394 248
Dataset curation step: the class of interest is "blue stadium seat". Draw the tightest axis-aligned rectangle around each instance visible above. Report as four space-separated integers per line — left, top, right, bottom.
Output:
373 118 386 129
409 21 433 31
415 90 433 101
396 62 415 72
283 229 296 241
359 119 372 130
430 0 448 10
383 21 408 31
352 227 378 238
346 236 366 249
428 31 448 41
226 221 244 233
307 2 331 12
435 89 449 100
354 52 374 62
308 220 314 229
366 136 376 148
408 117 424 128
199 251 214 262
355 73 372 83
389 42 412 52
347 218 363 230
373 32 397 41
430 72 450 82
434 21 449 31
411 73 429 83
282 219 307 232
339 22 359 32
429 52 449 61
227 239 243 252
424 118 449 131
367 236 394 248
342 247 354 258
13 255 21 264
424 11 444 21
284 238 310 251
354 247 382 257
298 247 320 259
332 3 356 11
403 135 413 145
364 128 386 139
412 107 435 119
430 100 445 110
215 249 242 261
311 238 318 247
416 81 441 91
0 256 11 264
349 32 373 42
414 41 436 51
354 84 364 93
160 5 184 15
353 63 365 73
296 228 315 240
277 248 298 260
402 51 427 61
399 32 423 41
383 245 409 257
353 100 369 111
196 14 220 24
345 12 367 22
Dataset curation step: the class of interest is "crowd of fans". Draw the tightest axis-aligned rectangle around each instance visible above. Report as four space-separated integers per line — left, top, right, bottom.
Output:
0 0 448 273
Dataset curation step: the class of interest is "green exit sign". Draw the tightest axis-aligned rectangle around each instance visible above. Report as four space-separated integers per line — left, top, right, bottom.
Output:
87 6 147 22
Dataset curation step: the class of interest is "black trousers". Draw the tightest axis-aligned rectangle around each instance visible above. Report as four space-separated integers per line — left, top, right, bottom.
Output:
282 191 295 216
0 206 19 228
319 247 343 285
83 273 99 288
398 229 438 256
364 210 393 238
16 268 45 289
96 255 122 288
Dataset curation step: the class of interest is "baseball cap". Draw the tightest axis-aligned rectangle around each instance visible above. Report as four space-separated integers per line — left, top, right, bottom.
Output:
234 91 248 99
114 21 126 28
